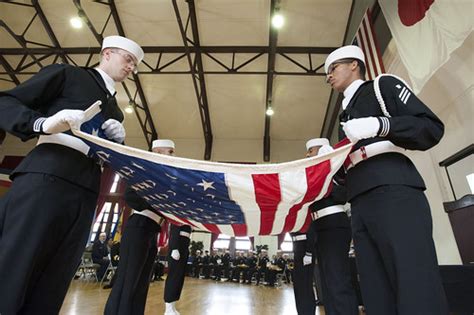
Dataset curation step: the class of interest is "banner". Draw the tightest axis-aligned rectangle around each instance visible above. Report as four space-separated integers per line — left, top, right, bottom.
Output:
379 0 472 92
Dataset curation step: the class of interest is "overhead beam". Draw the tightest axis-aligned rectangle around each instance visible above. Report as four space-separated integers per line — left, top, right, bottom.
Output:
0 46 336 55
0 55 20 85
70 0 158 149
106 0 158 149
172 0 213 160
31 0 68 64
263 0 280 162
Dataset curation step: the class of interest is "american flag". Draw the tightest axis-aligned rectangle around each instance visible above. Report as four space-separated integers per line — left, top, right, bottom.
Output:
353 8 385 80
158 221 170 247
75 112 352 237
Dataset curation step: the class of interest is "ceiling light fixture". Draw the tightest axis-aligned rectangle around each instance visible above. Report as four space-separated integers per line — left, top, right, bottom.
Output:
70 17 83 29
271 13 284 29
125 101 134 114
266 100 275 116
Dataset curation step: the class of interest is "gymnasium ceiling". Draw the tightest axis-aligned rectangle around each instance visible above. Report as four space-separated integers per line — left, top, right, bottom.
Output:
0 0 353 161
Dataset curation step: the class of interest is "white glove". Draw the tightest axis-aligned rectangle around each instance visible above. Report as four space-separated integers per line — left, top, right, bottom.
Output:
318 144 335 156
171 249 180 261
40 109 85 134
303 254 312 266
341 117 380 144
101 119 125 143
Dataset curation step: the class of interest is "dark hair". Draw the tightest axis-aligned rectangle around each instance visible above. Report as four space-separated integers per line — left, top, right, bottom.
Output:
356 59 366 80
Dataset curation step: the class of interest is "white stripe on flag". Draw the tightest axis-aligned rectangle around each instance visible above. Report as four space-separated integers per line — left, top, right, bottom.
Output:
186 219 211 233
358 26 376 80
226 173 261 236
270 168 308 235
292 203 311 232
357 28 375 80
292 163 337 234
217 224 235 237
363 13 383 76
353 9 385 80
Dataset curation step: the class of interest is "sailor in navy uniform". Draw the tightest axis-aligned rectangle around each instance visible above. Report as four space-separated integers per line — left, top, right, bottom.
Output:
290 230 317 315
105 140 174 315
306 138 359 315
164 223 192 315
325 45 448 314
0 35 142 314
255 249 269 285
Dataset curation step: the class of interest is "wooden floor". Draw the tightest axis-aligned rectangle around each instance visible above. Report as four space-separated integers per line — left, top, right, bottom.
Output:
59 277 362 315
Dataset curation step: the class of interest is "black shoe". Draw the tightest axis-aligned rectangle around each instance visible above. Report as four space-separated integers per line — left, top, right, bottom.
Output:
103 284 113 289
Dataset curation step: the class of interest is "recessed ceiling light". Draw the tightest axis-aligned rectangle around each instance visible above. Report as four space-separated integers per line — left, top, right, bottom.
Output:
70 17 83 29
271 13 284 29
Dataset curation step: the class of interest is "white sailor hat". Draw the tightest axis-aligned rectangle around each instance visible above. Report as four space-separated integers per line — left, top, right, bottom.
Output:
102 35 144 64
152 139 175 149
324 45 365 74
306 138 329 151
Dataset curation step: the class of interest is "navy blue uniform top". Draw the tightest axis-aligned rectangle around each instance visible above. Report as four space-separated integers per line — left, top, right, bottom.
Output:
0 64 124 192
339 76 444 200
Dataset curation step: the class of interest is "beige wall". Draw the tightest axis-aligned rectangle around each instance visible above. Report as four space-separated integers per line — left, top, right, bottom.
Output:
382 34 474 264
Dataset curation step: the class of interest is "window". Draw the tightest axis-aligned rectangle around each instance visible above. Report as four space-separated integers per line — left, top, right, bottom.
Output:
235 236 251 250
109 174 121 193
90 202 121 242
280 232 293 252
213 234 230 249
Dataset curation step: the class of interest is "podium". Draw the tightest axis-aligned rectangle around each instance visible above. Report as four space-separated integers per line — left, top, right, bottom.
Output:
443 194 474 265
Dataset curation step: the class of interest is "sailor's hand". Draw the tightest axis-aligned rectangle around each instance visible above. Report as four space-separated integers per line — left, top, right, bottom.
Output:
303 254 312 266
171 249 181 261
38 109 85 134
341 117 380 143
101 119 126 143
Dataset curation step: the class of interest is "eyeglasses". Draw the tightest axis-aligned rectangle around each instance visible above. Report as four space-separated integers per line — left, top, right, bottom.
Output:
111 50 138 72
326 59 355 75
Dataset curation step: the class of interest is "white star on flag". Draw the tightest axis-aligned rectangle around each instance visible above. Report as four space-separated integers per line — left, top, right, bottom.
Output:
197 179 216 191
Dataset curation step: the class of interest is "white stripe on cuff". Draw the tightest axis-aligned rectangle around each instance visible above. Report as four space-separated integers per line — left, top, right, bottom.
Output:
33 117 47 133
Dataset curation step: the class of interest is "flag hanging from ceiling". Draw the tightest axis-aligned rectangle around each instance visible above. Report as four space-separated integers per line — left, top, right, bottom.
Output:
379 0 472 93
352 8 386 80
72 127 352 237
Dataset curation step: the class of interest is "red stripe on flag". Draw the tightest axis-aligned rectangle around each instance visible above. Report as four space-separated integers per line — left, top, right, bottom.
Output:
352 9 385 80
158 221 170 247
362 17 379 78
232 224 247 237
356 29 373 80
366 9 385 73
252 173 281 235
334 137 352 149
281 160 332 232
202 223 221 235
0 180 11 188
176 216 198 228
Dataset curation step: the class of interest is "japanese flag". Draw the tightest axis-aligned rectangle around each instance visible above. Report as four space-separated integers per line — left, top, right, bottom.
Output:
379 0 472 93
